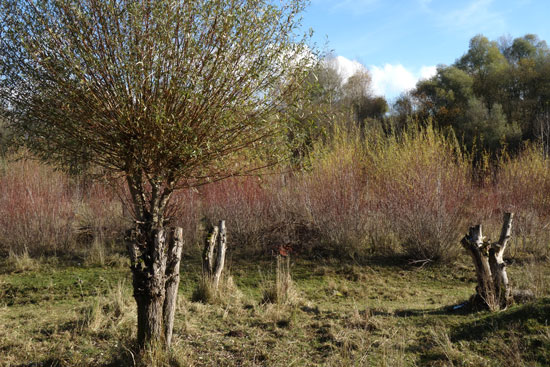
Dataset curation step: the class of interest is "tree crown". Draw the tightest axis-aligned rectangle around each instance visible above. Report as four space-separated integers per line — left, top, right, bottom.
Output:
1 0 314 188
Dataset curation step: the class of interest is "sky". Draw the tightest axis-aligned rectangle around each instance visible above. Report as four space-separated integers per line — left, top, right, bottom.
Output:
300 0 550 101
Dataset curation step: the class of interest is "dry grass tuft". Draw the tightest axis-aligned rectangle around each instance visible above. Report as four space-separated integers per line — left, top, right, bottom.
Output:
80 280 134 335
7 248 40 272
192 274 243 306
261 255 300 305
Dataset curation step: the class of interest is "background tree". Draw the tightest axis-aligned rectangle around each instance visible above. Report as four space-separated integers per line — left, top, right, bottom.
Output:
342 70 372 125
337 69 388 134
410 33 550 156
456 34 509 108
458 98 521 153
413 66 474 128
0 119 15 158
285 59 390 160
284 59 343 166
0 0 313 349
387 92 415 134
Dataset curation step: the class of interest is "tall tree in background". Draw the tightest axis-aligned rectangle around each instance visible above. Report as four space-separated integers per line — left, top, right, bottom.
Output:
284 59 343 165
342 69 388 128
455 34 508 108
0 0 313 349
414 66 474 128
411 33 550 155
285 58 390 162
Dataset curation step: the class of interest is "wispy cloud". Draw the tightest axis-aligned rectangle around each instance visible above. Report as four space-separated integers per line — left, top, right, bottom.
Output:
422 0 506 34
312 0 381 14
418 0 433 10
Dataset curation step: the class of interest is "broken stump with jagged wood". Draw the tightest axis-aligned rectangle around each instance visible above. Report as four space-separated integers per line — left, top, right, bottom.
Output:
461 212 513 311
202 220 227 292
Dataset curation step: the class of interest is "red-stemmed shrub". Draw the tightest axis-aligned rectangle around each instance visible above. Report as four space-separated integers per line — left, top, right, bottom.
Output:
367 126 473 262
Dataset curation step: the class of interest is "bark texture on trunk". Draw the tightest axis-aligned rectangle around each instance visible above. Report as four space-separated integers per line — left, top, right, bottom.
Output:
126 225 184 348
213 220 227 290
490 212 513 302
128 228 167 345
461 213 514 311
163 227 184 348
203 225 219 277
202 220 227 291
461 224 495 308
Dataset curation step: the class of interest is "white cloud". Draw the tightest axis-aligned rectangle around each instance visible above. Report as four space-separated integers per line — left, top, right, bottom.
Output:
326 56 367 82
330 56 437 99
370 64 418 98
420 66 437 80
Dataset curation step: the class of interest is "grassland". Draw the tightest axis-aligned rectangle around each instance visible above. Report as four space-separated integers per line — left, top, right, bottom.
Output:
1 251 549 367
1 127 549 366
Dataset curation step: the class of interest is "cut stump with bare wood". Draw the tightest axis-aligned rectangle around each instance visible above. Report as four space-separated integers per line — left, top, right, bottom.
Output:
460 213 513 311
202 220 227 292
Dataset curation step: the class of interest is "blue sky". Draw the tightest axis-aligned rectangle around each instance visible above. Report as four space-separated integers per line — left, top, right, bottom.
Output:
300 0 550 100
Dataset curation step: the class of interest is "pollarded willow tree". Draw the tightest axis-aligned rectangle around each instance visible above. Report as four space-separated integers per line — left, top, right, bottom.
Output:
0 0 314 348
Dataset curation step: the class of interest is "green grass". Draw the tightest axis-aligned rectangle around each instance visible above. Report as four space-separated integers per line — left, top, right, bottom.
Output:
0 256 549 366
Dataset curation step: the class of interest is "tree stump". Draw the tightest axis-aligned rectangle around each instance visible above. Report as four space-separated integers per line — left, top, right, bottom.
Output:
163 227 184 347
202 220 227 292
461 213 513 311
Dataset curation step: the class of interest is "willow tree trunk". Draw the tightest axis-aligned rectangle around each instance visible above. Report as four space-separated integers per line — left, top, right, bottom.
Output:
126 226 183 348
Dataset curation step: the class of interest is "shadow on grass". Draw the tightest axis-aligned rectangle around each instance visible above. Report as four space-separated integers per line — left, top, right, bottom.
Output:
14 359 65 367
404 298 550 366
451 297 550 342
393 297 550 322
393 299 478 318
